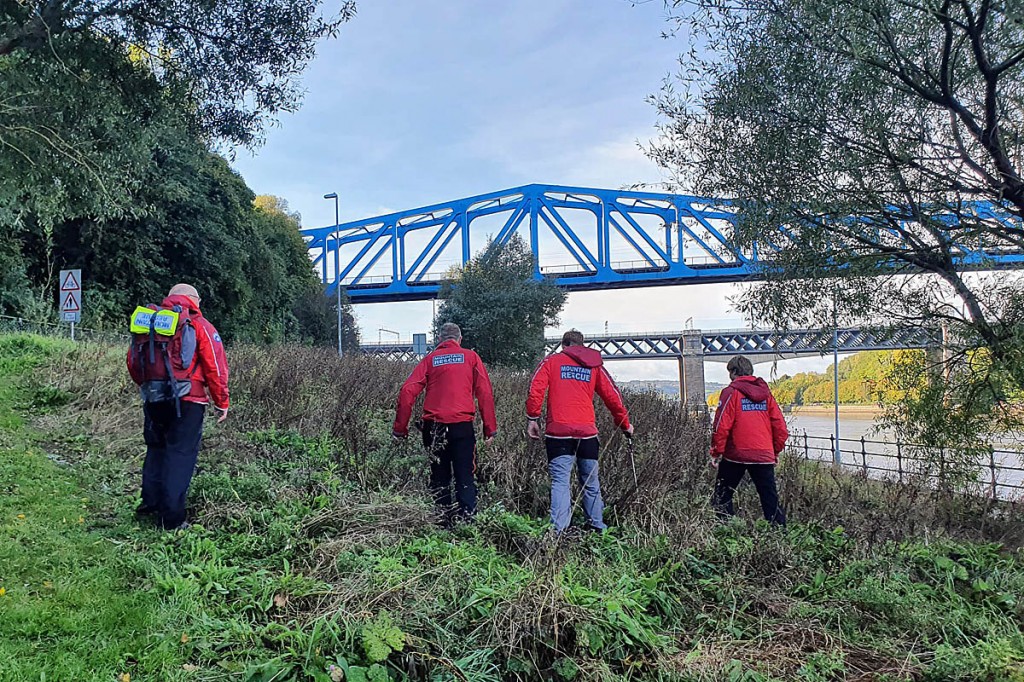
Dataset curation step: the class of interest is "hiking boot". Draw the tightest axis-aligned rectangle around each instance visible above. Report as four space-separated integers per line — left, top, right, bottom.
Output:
165 521 191 532
135 504 158 516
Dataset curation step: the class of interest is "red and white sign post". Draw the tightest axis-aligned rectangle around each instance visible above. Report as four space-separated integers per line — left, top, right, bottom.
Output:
59 269 82 340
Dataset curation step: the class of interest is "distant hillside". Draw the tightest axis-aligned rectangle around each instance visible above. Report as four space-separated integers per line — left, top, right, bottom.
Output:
621 379 726 399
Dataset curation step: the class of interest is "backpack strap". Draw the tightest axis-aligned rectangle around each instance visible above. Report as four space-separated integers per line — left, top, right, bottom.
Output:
151 308 182 418
147 314 157 366
160 344 181 418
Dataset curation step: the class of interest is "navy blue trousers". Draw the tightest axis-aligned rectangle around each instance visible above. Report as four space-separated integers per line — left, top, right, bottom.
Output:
422 421 477 517
141 401 205 529
712 459 787 526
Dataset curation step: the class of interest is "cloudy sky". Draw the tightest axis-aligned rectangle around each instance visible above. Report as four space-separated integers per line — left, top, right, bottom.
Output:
232 0 834 383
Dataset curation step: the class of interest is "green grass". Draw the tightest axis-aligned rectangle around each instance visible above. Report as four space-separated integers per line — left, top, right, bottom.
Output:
1 333 1023 682
0 335 185 681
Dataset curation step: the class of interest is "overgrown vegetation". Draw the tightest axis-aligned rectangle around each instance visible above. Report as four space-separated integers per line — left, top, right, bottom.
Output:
1 334 1022 681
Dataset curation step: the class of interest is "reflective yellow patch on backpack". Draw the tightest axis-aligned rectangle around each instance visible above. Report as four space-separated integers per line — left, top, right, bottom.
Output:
129 307 179 336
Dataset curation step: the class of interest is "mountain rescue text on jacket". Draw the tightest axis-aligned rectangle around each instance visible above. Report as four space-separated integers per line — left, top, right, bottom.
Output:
526 345 631 439
393 339 498 438
710 375 788 464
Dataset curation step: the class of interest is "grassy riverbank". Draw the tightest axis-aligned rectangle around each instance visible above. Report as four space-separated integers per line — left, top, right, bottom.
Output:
1 334 1022 681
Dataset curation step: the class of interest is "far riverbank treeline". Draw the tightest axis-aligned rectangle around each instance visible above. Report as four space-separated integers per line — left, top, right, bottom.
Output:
708 351 909 408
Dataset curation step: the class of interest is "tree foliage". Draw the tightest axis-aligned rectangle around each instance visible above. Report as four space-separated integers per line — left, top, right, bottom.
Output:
0 1 356 345
0 0 354 227
652 0 1024 445
433 236 566 370
0 0 355 146
770 352 896 405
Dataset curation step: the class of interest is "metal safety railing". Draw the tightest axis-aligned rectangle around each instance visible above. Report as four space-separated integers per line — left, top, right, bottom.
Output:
0 314 124 343
791 432 1024 500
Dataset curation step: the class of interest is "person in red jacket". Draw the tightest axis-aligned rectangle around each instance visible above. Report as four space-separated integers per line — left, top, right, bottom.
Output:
393 323 497 522
710 355 789 525
526 329 633 532
127 283 229 530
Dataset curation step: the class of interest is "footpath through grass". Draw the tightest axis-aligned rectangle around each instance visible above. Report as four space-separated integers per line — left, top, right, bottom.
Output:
1 333 1023 682
0 336 185 680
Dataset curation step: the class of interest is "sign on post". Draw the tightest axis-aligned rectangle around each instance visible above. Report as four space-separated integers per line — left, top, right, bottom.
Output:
59 270 82 337
413 333 428 357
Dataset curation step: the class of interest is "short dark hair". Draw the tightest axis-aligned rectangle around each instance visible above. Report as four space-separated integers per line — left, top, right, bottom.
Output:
727 355 754 377
438 323 462 342
562 329 585 347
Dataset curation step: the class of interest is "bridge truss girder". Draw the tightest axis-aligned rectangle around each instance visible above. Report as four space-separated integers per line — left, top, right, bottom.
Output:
361 326 940 363
302 183 1024 304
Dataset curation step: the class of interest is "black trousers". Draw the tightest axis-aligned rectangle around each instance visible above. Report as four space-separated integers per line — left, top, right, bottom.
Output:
712 460 787 526
141 401 205 529
422 421 476 516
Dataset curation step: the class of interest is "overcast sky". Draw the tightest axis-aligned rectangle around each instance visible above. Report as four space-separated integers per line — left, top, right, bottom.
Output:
232 0 835 383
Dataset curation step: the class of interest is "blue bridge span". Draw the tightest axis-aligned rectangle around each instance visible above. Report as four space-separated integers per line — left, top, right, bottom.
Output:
301 183 1024 303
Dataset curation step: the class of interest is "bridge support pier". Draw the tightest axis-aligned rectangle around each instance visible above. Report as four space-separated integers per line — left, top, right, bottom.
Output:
677 330 706 407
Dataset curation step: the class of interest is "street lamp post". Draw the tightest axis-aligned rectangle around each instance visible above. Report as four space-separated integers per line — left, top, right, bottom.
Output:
324 192 342 357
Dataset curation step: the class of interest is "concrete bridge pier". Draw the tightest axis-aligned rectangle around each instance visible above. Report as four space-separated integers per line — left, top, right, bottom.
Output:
677 330 706 407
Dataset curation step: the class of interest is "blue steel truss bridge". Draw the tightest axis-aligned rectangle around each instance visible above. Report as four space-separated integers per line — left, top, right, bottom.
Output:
302 183 1024 303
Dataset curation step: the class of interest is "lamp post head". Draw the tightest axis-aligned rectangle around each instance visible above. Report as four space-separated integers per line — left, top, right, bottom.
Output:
324 192 338 200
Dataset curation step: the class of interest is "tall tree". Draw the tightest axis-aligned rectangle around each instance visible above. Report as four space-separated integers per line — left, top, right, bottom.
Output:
0 1 355 333
0 0 355 146
651 0 1024 445
0 1 355 227
434 236 566 370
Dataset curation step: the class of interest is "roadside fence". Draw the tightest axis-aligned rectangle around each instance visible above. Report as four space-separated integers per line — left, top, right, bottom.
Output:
0 314 124 344
792 432 1023 500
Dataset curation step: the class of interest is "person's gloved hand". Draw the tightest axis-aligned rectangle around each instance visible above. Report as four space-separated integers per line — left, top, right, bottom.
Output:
623 424 635 437
392 431 407 441
709 453 721 469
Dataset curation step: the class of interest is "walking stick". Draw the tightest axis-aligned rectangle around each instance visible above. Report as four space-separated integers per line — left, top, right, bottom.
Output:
626 433 638 488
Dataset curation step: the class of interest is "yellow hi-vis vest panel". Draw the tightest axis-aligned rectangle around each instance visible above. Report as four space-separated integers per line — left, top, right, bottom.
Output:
130 307 180 337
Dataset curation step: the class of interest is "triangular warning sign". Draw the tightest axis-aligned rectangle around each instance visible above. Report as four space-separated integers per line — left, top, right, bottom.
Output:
61 271 80 291
62 292 80 312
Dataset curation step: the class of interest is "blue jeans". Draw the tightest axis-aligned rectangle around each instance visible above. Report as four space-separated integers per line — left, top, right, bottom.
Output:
546 438 605 531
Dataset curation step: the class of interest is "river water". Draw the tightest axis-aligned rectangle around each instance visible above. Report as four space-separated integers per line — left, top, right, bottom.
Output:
783 410 1023 500
787 411 890 441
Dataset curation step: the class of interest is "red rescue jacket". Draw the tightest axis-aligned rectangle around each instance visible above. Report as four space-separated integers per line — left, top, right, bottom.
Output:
526 346 630 439
711 376 788 464
393 340 497 438
126 295 230 410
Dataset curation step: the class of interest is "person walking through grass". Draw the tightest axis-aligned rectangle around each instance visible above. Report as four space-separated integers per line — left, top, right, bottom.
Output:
526 329 633 533
710 355 789 526
127 283 229 531
393 322 497 524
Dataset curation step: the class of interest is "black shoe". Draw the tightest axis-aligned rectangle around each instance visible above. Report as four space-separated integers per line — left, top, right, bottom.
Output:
135 504 159 516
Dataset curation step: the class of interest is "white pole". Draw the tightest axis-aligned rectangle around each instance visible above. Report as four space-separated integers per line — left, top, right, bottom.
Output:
833 293 840 466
